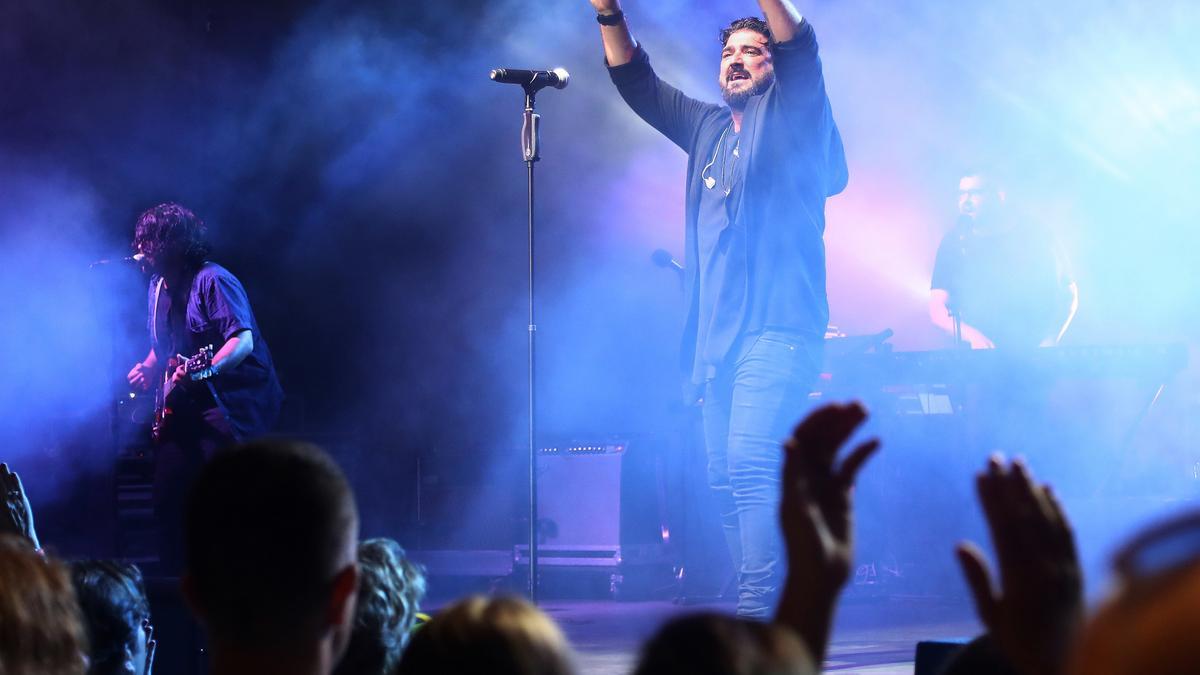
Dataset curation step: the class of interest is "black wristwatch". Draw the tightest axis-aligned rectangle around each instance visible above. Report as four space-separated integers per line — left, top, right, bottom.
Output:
596 11 624 26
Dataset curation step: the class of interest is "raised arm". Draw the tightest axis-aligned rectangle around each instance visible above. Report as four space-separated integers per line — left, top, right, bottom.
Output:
956 456 1083 675
754 0 849 196
594 1 721 152
588 0 636 67
1 463 41 551
757 0 804 44
776 402 880 662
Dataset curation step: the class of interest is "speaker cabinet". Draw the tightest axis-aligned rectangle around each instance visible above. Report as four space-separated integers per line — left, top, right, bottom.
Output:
515 437 672 578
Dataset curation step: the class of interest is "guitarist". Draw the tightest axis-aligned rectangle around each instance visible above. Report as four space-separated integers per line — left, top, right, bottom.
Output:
125 202 283 572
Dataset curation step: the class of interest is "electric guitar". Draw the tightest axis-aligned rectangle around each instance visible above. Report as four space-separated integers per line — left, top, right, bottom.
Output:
151 345 215 443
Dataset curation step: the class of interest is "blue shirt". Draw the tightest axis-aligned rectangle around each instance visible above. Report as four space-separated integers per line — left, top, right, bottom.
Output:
148 262 283 440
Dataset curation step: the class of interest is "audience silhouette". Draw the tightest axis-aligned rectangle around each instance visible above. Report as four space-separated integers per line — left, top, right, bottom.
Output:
4 404 1200 675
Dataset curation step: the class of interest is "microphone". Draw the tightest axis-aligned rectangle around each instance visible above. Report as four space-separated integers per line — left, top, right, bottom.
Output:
89 253 146 268
651 248 684 272
489 67 570 91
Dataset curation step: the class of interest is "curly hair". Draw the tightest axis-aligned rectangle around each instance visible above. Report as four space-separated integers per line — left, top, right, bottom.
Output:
719 17 773 49
333 538 428 675
0 535 88 675
70 560 151 675
131 202 212 265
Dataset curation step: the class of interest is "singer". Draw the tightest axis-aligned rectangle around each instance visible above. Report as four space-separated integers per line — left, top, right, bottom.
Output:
587 0 847 618
125 202 283 572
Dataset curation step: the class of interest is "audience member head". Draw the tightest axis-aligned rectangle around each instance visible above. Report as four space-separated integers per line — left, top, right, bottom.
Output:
70 560 152 675
1068 510 1200 675
632 612 814 675
0 534 88 675
396 595 576 675
333 538 427 675
183 439 359 658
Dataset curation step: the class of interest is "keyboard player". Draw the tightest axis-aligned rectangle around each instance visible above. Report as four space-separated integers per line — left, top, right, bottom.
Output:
929 170 1079 349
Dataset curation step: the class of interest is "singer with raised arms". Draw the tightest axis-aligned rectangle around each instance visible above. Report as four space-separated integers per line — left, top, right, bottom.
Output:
587 0 847 620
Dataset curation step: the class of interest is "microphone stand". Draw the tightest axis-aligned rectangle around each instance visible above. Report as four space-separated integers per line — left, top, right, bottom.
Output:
521 84 541 603
948 302 964 348
493 66 566 604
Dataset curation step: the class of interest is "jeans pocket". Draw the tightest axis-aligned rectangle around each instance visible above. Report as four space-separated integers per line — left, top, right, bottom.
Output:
753 332 800 354
747 332 823 381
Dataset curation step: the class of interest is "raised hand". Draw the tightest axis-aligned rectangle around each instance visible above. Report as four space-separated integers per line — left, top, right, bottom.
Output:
588 0 621 14
956 456 1082 675
1 463 40 550
776 402 879 662
142 618 157 675
585 0 634 66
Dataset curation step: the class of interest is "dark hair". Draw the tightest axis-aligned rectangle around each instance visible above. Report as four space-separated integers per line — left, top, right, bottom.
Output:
0 534 89 675
333 538 427 675
719 17 773 49
633 612 813 675
131 202 212 265
70 560 151 675
184 439 358 647
396 595 576 675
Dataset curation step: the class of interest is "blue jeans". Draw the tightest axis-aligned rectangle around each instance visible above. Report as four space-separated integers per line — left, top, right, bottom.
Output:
702 330 822 618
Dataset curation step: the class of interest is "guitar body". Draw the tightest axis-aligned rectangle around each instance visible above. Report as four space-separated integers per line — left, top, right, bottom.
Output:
151 345 214 444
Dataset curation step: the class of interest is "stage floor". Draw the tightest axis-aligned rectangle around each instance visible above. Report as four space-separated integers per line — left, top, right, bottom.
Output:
516 595 979 674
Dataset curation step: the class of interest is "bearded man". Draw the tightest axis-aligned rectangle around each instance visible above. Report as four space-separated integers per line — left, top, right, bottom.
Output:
587 0 848 617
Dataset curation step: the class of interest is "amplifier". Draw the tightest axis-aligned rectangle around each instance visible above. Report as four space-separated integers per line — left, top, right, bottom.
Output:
514 436 671 571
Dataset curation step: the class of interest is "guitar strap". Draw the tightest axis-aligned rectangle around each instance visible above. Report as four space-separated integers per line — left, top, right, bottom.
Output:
151 277 164 349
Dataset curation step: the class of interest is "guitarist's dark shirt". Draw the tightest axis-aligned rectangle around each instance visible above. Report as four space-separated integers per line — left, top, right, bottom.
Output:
148 262 283 441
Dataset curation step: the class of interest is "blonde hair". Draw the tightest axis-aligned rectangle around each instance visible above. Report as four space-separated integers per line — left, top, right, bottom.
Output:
396 595 576 675
0 535 88 675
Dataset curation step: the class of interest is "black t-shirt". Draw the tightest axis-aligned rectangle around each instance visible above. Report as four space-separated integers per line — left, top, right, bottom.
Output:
931 222 1070 349
149 262 283 440
694 123 746 381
